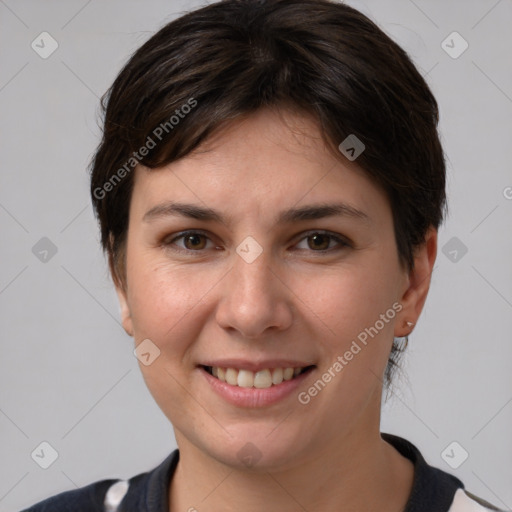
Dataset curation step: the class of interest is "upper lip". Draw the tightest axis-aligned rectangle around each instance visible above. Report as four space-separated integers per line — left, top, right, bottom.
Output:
199 359 316 372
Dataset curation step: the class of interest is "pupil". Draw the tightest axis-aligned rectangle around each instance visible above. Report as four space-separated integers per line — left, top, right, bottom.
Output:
309 234 329 250
186 234 204 249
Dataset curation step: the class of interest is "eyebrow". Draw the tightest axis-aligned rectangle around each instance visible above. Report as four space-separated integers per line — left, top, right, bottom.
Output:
142 201 370 225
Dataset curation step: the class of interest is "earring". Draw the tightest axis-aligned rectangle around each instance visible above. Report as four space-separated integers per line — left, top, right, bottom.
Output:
406 321 414 328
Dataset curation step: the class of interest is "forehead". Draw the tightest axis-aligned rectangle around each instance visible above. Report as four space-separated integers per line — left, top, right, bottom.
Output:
130 108 390 225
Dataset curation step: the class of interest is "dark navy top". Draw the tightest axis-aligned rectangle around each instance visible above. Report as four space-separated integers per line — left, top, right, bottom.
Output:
22 433 506 511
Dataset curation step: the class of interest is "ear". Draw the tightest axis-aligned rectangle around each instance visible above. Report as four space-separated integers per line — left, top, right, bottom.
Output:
107 235 134 337
395 226 438 337
115 283 134 337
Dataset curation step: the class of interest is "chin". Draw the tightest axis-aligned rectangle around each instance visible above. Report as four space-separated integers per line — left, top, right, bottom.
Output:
207 425 307 472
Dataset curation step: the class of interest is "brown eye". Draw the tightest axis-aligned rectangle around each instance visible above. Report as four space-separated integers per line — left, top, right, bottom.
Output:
307 233 331 251
165 231 214 252
183 233 207 250
295 231 350 253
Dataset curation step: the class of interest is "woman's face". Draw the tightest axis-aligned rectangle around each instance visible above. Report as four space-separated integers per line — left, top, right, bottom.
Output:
116 108 428 470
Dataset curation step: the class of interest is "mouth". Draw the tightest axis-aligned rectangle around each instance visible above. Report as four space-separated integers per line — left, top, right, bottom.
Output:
200 365 316 389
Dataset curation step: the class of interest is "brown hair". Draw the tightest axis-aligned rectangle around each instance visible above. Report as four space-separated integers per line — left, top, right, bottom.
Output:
89 0 446 393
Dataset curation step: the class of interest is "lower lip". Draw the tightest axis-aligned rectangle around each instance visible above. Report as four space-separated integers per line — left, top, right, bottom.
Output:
199 366 315 408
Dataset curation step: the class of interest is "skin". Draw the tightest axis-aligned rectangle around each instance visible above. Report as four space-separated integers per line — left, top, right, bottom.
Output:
114 108 437 512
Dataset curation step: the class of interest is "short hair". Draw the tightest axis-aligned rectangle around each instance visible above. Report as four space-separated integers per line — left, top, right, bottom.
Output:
89 0 447 393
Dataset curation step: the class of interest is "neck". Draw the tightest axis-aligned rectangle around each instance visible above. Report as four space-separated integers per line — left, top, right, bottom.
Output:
169 426 414 512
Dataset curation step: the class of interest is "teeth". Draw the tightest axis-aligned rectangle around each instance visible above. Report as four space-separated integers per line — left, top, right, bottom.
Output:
254 369 272 389
225 368 238 386
207 366 309 388
283 368 294 380
237 369 254 388
271 367 283 385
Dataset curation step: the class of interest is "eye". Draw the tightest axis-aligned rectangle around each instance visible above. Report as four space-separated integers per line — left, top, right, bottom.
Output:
294 231 350 252
164 230 217 252
162 229 350 255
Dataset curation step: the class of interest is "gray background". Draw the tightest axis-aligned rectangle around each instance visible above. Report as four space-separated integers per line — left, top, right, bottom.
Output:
1 0 511 510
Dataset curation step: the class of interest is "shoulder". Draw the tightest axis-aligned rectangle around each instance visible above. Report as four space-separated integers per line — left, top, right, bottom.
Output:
21 478 119 511
381 433 508 512
448 488 508 512
21 450 179 512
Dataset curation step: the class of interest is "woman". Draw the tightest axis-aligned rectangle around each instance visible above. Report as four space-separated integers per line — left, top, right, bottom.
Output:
23 0 505 510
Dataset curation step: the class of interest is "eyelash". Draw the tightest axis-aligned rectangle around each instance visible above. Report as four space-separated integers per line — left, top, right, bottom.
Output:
162 230 351 255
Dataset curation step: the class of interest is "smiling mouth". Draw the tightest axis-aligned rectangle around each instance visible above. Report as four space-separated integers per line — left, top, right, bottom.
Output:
201 365 315 388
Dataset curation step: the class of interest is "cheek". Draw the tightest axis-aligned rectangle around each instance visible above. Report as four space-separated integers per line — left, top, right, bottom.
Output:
126 260 213 342
126 265 217 417
291 264 398 339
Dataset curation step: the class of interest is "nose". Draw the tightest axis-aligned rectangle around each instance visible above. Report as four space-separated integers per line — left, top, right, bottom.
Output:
215 249 294 339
